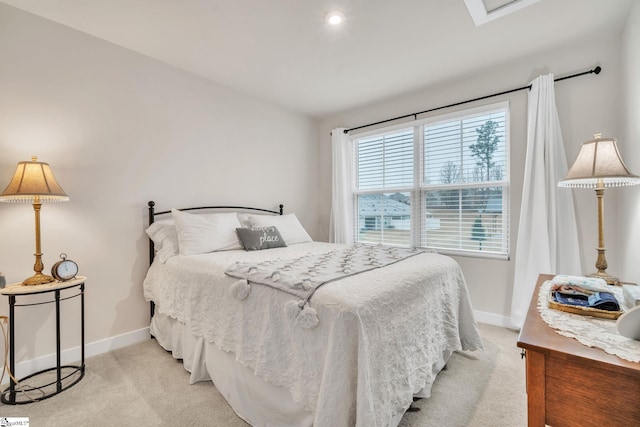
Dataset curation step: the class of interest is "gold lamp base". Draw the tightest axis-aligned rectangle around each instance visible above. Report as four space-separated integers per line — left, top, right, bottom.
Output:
22 272 54 286
589 247 620 286
22 201 57 286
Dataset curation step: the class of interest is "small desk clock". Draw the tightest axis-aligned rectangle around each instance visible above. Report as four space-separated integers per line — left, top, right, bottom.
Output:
51 253 79 281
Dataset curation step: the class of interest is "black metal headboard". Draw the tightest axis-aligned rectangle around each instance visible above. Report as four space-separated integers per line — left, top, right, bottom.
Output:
146 201 284 320
147 200 284 265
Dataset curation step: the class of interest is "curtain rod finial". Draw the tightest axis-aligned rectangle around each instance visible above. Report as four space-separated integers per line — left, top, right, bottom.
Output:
594 66 602 75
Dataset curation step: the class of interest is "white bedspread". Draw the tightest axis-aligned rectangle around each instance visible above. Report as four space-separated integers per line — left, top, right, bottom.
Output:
143 242 482 427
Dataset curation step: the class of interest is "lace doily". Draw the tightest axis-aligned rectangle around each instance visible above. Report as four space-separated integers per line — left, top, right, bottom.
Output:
537 280 640 363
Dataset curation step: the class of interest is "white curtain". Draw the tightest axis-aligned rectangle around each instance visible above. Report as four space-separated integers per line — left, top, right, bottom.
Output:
510 74 582 328
330 127 354 244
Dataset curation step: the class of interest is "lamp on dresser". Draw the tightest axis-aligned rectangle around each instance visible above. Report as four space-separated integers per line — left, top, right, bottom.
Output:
558 134 640 285
0 156 69 285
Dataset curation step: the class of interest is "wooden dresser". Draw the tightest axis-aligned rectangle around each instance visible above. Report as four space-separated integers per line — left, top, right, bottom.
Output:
517 274 640 427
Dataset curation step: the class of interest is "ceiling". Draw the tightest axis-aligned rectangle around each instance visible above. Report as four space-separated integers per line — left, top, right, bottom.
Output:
0 0 633 118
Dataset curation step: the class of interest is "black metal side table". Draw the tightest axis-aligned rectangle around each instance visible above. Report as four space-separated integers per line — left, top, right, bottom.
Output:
0 276 86 404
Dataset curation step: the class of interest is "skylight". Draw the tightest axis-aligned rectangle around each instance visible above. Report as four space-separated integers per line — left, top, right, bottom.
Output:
464 0 542 26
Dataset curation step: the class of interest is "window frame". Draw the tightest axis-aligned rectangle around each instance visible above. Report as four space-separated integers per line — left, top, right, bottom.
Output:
351 101 510 260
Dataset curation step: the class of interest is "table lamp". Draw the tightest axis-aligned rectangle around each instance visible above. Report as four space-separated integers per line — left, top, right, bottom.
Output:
0 156 69 285
558 134 640 285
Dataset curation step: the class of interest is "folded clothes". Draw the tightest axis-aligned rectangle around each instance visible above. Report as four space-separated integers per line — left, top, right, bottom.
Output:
554 290 620 311
550 274 609 293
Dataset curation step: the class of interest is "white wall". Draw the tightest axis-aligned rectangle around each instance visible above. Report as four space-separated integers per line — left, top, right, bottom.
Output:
318 35 623 324
0 3 320 365
620 1 640 283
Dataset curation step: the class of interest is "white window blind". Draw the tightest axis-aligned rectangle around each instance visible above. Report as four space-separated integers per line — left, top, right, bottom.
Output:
353 103 509 258
357 129 414 190
355 129 413 246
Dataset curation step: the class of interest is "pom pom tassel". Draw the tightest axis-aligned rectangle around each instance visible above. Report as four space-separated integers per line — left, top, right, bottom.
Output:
284 300 319 328
299 304 319 329
231 279 251 300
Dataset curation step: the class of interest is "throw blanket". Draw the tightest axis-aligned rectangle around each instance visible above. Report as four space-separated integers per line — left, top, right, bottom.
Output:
225 244 425 328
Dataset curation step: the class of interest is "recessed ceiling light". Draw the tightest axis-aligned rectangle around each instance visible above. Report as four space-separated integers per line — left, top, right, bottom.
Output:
326 11 345 26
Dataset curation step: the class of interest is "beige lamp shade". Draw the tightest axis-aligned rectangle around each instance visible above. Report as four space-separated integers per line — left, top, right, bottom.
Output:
0 156 69 202
559 135 640 188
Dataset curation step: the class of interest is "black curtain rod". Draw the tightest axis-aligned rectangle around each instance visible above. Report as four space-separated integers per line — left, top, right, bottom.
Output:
343 65 602 134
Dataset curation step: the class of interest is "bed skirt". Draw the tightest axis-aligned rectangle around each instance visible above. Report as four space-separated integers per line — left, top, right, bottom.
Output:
150 312 451 426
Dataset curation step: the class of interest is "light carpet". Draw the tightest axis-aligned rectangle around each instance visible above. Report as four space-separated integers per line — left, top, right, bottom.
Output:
0 323 527 426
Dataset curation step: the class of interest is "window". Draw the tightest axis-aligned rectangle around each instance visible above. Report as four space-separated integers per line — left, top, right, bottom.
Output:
353 102 509 259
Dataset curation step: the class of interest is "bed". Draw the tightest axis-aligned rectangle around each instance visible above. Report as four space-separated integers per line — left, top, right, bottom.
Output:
142 201 483 427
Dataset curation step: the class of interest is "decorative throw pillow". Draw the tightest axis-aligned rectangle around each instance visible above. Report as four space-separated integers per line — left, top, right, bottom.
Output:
247 213 312 245
236 226 287 251
172 209 243 255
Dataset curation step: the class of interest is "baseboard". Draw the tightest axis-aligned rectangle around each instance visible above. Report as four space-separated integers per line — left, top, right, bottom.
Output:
473 309 516 329
4 327 150 384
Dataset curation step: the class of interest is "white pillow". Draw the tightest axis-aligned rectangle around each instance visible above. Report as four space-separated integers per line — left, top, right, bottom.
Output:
248 213 312 245
236 213 252 228
172 209 243 255
236 212 268 228
145 220 179 263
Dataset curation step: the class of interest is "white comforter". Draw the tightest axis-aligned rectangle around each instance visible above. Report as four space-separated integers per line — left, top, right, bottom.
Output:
143 242 483 427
